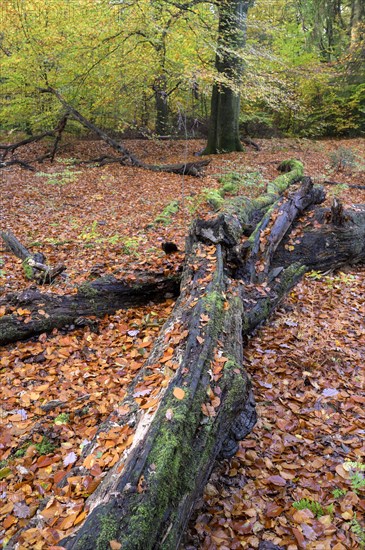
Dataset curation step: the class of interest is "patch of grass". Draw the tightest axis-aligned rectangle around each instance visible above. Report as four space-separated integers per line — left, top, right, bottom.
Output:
14 441 32 458
79 220 100 242
154 200 179 225
332 488 346 498
54 413 70 425
121 237 140 256
351 515 365 548
329 146 357 171
36 167 81 186
0 257 5 278
35 436 56 455
293 498 333 518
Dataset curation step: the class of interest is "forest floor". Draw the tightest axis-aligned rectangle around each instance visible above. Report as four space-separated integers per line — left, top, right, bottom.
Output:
0 137 364 549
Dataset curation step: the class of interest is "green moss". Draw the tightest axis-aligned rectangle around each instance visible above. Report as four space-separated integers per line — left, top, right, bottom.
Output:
22 258 34 280
203 290 224 310
155 200 179 225
222 359 248 406
14 441 32 457
78 282 99 297
247 201 278 245
221 181 238 194
267 159 304 195
96 514 119 550
203 189 225 210
35 436 56 455
54 413 69 425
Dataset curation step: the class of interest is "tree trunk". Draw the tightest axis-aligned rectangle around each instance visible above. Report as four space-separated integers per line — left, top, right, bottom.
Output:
154 75 170 136
7 162 365 550
204 1 253 154
350 0 364 49
0 273 180 346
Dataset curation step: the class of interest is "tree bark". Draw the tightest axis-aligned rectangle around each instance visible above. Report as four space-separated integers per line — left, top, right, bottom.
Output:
54 164 364 549
350 0 364 49
0 273 180 346
153 74 170 136
204 1 254 154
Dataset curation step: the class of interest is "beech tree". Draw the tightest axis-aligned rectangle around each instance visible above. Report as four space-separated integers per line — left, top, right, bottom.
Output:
203 0 254 154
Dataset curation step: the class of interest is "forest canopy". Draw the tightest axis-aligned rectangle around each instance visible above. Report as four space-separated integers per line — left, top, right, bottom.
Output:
0 0 364 139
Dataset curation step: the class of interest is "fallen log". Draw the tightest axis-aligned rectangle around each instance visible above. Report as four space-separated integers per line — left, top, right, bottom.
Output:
1 230 66 284
0 272 180 346
7 161 365 550
324 179 365 190
58 166 365 550
40 87 211 176
0 114 69 168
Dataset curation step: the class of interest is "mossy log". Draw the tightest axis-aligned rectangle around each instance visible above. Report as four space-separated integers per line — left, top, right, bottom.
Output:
7 162 365 550
0 273 180 346
55 161 365 550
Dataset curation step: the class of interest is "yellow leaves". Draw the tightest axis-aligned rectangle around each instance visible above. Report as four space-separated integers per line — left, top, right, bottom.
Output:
16 307 31 316
83 454 96 470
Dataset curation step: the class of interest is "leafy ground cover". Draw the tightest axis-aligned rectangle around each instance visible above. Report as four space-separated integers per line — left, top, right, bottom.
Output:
0 137 364 548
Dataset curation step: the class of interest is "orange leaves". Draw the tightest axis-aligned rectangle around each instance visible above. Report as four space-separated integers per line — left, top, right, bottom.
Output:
16 307 31 316
140 397 160 409
173 387 185 400
0 298 171 547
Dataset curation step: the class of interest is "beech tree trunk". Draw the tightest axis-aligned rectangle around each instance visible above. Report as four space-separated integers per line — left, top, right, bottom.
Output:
204 1 253 154
154 74 170 136
6 161 365 550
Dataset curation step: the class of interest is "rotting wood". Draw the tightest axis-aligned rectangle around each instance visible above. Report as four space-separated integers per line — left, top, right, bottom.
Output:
0 271 180 346
58 164 365 550
0 231 66 284
0 114 70 169
241 136 261 151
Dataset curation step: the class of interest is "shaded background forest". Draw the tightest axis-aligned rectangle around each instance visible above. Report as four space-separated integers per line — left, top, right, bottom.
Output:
1 0 364 141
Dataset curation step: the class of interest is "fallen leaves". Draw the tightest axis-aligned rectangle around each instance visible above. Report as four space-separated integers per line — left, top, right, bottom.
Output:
0 301 170 547
1 137 365 549
188 267 365 549
173 387 185 400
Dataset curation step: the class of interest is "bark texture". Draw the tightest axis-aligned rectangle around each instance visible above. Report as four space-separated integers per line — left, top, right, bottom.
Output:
0 273 180 346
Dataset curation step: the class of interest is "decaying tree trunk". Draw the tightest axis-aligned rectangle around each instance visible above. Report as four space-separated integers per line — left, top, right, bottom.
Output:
1 230 66 285
6 160 365 550
1 88 210 176
0 272 180 346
